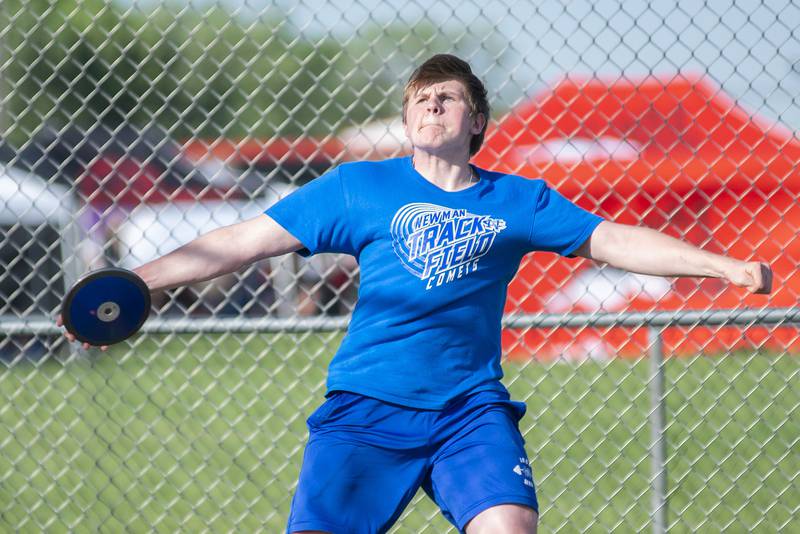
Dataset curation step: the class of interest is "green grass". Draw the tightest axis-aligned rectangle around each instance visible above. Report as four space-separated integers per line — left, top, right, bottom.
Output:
0 336 798 532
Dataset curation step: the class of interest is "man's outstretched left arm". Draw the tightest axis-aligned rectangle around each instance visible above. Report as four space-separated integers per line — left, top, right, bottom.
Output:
573 221 773 294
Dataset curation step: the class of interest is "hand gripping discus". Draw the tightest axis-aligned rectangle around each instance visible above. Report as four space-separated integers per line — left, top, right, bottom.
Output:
61 267 151 346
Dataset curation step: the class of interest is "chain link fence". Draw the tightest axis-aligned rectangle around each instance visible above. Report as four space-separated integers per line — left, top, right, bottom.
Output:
1 0 799 531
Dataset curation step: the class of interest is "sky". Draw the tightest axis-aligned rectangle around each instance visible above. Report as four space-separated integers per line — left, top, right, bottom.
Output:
122 0 800 130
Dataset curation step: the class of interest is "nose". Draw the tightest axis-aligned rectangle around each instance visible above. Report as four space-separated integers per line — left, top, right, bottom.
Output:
426 97 443 114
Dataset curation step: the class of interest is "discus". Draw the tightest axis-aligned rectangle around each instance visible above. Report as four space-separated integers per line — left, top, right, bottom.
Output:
61 267 150 346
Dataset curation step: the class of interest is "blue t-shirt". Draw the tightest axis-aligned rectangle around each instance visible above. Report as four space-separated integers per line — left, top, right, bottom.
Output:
266 156 602 409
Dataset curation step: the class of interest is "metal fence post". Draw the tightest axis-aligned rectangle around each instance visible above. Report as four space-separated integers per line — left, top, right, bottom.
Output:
648 326 668 534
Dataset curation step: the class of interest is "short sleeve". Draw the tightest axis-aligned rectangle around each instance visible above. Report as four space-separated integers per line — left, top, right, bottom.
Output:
529 184 603 256
265 166 357 256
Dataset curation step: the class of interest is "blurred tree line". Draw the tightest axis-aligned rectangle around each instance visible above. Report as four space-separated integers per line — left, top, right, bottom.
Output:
0 0 485 144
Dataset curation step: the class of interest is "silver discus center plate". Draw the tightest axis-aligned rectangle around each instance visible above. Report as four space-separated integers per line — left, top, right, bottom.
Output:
97 301 121 322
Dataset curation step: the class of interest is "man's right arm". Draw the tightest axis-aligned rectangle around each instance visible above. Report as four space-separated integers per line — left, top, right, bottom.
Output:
58 214 300 350
134 213 303 292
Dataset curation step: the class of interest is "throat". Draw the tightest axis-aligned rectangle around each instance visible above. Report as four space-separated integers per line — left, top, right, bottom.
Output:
412 156 477 192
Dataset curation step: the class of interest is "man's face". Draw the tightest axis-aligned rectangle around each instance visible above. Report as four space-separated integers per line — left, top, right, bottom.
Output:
403 80 485 157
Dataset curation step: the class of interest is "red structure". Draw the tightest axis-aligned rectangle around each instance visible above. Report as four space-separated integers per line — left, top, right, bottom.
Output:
473 74 800 359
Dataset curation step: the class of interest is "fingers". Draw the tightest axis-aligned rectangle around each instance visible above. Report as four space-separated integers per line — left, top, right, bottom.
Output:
56 314 79 343
729 261 773 295
80 342 107 351
753 262 773 295
743 261 772 294
56 313 109 350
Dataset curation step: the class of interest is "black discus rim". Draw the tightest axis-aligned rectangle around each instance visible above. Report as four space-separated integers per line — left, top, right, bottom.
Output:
61 267 151 345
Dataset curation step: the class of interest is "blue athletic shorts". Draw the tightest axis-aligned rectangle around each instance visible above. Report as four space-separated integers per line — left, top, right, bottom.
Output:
286 389 538 534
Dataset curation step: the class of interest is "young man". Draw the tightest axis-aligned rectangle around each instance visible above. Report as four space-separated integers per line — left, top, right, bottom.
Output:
61 55 771 533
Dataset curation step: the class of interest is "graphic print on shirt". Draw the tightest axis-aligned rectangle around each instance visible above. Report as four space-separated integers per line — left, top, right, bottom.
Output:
390 203 507 290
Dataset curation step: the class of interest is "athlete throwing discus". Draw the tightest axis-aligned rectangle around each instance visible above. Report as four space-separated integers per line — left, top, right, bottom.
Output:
60 55 772 533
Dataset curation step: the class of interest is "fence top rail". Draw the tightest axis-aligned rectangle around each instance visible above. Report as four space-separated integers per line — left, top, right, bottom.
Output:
2 307 799 335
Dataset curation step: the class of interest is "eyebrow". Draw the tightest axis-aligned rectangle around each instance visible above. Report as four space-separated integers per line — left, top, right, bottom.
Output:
415 88 460 99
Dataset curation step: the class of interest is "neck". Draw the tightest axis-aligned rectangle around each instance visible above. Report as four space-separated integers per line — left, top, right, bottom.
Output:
412 150 475 192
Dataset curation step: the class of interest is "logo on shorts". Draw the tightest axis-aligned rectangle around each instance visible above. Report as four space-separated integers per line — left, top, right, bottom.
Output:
390 203 506 290
514 457 535 488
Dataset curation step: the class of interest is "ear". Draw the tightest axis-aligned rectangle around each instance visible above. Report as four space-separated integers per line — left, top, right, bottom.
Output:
402 114 411 137
471 113 486 135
